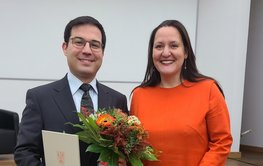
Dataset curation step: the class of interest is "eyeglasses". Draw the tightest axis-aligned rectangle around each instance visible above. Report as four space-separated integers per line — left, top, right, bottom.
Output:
70 37 103 52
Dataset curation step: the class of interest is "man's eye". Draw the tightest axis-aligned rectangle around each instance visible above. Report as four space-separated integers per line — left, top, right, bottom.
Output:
90 41 101 49
75 40 85 45
90 43 100 49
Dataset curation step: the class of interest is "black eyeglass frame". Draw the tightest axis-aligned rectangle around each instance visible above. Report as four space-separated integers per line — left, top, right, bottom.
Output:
70 37 103 52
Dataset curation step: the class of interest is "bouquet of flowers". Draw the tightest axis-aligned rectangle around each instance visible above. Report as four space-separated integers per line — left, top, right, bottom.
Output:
71 108 158 166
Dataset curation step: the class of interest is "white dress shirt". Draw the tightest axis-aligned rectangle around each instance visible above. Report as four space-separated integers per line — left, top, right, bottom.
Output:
67 71 98 112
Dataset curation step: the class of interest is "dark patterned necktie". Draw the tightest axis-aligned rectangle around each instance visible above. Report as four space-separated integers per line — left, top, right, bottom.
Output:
80 84 94 117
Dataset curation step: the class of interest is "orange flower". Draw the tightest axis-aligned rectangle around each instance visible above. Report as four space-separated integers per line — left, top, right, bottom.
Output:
96 114 115 127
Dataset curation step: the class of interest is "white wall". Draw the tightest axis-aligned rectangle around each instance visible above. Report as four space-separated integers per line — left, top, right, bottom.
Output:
0 79 51 115
0 0 252 153
196 0 251 152
0 1 197 119
0 0 197 82
241 0 263 148
0 0 197 113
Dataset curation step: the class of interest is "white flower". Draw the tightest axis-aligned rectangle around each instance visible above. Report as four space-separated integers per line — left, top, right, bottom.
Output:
128 115 141 125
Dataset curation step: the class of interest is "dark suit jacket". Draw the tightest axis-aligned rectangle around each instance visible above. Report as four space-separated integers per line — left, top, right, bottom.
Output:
14 75 128 166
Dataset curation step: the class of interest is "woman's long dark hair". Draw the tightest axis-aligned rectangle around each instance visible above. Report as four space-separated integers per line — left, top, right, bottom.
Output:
133 20 224 96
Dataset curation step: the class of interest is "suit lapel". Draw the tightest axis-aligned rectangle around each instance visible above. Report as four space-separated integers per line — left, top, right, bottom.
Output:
97 82 111 109
51 79 113 122
52 76 79 124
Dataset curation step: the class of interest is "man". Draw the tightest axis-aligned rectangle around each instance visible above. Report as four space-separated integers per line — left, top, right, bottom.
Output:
14 16 128 166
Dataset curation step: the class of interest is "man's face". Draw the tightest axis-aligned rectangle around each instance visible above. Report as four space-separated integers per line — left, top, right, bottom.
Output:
62 24 104 83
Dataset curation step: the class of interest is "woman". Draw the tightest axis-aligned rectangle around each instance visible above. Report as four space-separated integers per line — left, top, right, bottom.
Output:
130 20 232 166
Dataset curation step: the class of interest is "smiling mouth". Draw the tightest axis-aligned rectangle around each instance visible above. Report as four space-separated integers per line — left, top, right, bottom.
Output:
79 58 94 62
160 60 174 64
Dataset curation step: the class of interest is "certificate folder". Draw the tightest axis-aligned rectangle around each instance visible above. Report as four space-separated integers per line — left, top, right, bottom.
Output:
42 130 80 166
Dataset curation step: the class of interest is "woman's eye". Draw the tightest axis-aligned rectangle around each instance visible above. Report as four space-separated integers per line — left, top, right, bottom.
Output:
170 44 178 49
154 45 164 50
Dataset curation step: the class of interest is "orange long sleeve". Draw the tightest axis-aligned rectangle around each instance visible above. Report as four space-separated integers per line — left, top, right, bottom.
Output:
130 80 232 166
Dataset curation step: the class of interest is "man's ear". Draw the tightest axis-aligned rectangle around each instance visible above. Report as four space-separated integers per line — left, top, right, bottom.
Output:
62 42 68 56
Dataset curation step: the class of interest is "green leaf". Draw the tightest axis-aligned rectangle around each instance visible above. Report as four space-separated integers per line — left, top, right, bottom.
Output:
98 149 119 166
87 144 105 153
141 151 158 161
87 116 100 130
107 152 119 166
140 146 158 161
98 148 112 161
129 154 143 166
99 137 114 147
76 113 102 144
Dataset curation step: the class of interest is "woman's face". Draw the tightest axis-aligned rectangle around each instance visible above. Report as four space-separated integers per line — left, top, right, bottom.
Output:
152 26 187 81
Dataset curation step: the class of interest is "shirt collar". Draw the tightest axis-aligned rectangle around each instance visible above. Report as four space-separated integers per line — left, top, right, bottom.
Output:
89 79 98 94
67 71 98 95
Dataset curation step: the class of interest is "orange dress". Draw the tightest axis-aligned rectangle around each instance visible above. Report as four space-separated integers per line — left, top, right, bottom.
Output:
130 80 232 166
